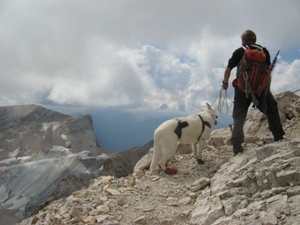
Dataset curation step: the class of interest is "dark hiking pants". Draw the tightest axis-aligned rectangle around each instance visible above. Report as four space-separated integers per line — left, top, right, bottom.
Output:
231 87 284 145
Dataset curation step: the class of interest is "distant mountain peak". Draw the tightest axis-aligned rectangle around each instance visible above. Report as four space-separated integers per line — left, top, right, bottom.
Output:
159 103 168 110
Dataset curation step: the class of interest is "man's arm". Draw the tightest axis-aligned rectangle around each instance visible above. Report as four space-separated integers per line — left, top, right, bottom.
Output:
222 67 232 90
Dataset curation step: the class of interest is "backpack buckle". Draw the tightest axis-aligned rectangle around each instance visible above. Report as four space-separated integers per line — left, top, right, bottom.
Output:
242 71 248 80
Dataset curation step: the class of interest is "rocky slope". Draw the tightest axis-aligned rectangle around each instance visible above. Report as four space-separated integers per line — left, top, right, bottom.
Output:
0 105 111 222
18 91 300 225
0 104 153 224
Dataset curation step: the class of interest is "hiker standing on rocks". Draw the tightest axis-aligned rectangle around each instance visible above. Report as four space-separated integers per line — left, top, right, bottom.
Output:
221 29 285 155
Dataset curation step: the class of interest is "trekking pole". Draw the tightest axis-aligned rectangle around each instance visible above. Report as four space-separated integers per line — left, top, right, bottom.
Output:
257 50 280 96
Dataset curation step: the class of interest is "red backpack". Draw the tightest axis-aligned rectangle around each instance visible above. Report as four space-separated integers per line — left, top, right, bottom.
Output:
233 45 269 96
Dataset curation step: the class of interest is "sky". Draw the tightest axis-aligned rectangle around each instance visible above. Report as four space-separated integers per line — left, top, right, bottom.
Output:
1 0 300 115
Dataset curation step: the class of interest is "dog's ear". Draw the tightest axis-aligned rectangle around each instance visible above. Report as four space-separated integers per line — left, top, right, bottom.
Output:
206 102 212 110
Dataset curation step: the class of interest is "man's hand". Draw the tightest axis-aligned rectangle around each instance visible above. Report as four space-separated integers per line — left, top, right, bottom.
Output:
222 80 229 90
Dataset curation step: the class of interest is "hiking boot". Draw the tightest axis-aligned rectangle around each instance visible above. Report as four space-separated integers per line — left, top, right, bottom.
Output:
273 131 285 142
233 144 244 155
274 135 284 142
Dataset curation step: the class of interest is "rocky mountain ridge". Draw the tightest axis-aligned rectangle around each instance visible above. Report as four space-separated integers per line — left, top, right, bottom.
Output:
0 104 109 221
0 104 150 224
0 104 103 156
18 91 300 225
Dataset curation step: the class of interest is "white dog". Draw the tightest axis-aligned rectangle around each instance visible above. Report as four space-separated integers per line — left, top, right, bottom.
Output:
150 103 218 173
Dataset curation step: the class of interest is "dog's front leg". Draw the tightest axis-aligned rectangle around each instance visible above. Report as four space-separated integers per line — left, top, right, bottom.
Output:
196 140 205 164
191 143 197 157
192 142 204 164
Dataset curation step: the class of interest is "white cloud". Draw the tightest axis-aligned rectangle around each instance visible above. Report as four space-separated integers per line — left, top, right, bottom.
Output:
272 59 300 93
0 0 299 111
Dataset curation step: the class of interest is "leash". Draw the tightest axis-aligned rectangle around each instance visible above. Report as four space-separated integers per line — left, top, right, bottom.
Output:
212 89 233 116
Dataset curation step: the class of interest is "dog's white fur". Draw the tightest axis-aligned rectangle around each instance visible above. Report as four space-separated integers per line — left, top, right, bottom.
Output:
150 103 217 172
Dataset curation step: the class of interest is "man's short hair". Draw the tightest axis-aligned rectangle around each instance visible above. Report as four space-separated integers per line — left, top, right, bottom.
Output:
241 30 257 44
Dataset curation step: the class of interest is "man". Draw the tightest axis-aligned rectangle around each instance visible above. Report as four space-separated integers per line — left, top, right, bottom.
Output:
221 30 285 155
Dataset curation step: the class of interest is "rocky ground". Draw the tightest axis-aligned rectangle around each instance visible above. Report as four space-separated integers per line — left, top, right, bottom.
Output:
18 92 300 225
18 142 233 225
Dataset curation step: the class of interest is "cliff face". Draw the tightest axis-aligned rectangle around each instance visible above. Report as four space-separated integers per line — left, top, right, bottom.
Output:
0 105 109 220
0 105 104 157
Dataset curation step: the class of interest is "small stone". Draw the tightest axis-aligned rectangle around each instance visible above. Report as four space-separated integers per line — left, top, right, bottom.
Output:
83 215 96 224
69 206 81 218
134 170 144 179
96 205 110 213
106 188 121 196
95 215 109 223
133 215 148 224
125 177 136 186
166 197 178 206
160 217 174 225
179 196 192 205
117 196 127 206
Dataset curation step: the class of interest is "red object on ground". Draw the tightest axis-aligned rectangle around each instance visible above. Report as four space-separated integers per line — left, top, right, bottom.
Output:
165 167 178 175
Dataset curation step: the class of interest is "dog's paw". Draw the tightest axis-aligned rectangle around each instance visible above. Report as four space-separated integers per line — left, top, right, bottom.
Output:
197 158 205 164
165 167 178 175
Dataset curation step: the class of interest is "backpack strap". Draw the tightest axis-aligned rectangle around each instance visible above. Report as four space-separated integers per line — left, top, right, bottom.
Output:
244 76 259 106
245 44 264 51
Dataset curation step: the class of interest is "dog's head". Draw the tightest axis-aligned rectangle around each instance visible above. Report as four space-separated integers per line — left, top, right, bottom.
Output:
204 102 218 125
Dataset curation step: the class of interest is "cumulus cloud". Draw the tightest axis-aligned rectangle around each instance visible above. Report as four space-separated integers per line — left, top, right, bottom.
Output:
272 59 300 93
0 0 299 111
